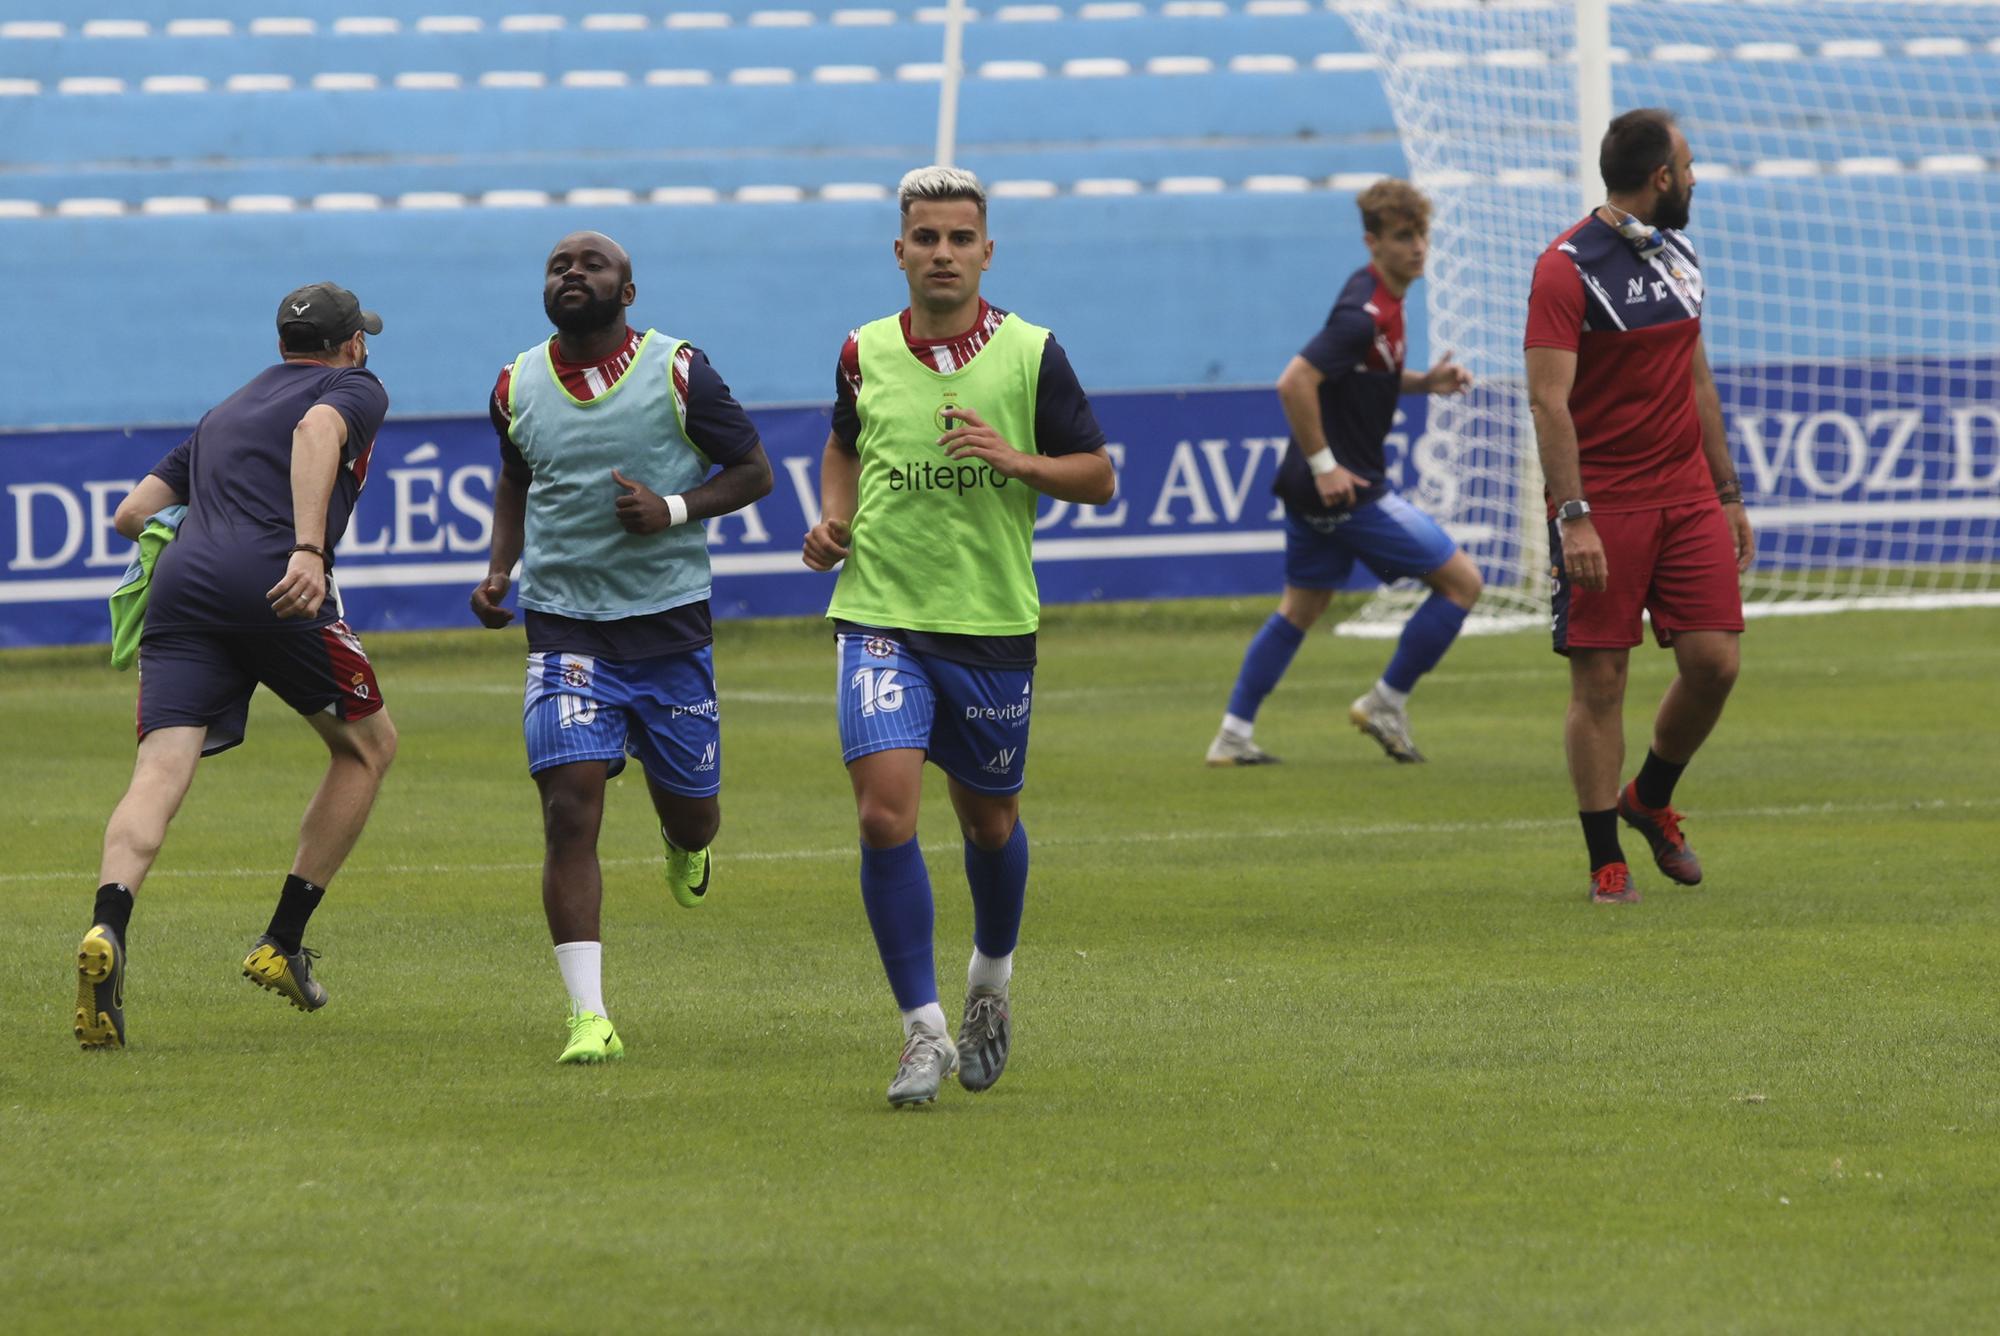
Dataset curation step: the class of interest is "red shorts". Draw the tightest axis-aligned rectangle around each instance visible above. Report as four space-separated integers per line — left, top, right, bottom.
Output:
1549 501 1743 653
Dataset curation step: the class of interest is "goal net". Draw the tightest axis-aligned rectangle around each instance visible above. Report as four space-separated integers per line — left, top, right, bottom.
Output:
1336 0 2000 635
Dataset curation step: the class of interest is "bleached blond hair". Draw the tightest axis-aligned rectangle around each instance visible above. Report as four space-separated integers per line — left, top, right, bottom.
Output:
897 165 987 218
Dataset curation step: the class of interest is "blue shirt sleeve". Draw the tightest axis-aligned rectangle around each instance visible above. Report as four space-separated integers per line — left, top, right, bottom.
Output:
1298 305 1376 382
150 432 194 494
1033 336 1107 457
682 347 761 466
315 368 389 464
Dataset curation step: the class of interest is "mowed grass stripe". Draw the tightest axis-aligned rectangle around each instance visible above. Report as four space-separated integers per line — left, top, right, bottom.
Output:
3 793 1993 886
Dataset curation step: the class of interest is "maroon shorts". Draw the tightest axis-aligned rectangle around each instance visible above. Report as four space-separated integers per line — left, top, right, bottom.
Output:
136 619 385 755
1549 501 1743 654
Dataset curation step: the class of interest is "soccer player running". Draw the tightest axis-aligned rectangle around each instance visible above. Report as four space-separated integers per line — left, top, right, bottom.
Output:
76 283 398 1049
1207 180 1480 767
1524 109 1754 905
472 231 772 1063
801 168 1115 1106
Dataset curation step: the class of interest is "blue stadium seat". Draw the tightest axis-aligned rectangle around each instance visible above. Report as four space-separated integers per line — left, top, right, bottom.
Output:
4 70 1395 165
0 13 1365 81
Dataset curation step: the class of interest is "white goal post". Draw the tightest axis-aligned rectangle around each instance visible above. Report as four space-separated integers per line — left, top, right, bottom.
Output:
1336 0 2000 636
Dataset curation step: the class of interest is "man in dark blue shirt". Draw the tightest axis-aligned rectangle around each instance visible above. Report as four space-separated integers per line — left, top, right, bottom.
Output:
1208 180 1483 768
75 283 399 1051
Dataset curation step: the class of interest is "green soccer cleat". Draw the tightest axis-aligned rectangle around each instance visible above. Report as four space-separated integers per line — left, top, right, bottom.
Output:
75 924 127 1050
242 935 328 1012
663 831 712 909
557 1011 625 1064
887 1023 959 1107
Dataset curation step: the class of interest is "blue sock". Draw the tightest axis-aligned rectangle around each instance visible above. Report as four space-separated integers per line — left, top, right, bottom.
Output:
1382 593 1470 694
859 837 937 1011
964 819 1029 958
1226 614 1307 723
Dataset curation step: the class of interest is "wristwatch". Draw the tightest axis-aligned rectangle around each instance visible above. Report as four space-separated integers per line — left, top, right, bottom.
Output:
1554 499 1592 523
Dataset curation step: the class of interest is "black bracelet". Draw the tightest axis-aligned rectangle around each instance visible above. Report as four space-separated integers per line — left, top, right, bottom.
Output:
289 542 332 568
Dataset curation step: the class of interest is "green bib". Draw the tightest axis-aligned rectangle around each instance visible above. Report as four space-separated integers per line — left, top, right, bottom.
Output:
828 311 1047 635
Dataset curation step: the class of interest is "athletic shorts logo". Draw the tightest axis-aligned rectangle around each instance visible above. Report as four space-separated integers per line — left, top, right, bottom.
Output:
864 636 895 659
981 746 1019 775
669 698 719 720
695 741 717 772
561 660 591 690
963 681 1031 723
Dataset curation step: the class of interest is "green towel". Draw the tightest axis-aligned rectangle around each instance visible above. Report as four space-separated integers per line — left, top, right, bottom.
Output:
108 505 186 670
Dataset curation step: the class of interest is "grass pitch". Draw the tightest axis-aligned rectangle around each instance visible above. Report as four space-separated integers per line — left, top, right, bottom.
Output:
2 601 1996 1332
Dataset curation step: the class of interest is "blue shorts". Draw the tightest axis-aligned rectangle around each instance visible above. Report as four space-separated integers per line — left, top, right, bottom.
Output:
522 648 720 797
836 632 1032 795
138 620 385 757
1284 492 1458 590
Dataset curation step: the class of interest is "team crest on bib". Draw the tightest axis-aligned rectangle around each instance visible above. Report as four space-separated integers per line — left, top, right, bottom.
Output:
933 391 963 434
864 636 894 659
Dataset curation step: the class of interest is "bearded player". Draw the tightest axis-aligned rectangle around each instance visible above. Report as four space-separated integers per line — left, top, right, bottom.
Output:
473 231 772 1060
1525 110 1753 904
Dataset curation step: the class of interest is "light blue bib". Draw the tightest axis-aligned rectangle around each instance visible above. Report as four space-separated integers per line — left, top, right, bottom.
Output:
507 330 712 620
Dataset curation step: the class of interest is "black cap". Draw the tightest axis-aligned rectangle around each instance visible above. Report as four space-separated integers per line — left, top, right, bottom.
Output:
277 282 383 350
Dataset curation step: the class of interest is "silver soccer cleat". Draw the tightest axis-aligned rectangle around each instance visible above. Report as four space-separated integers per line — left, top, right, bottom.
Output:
887 1023 959 1107
1349 688 1426 764
1204 729 1280 767
956 983 1011 1092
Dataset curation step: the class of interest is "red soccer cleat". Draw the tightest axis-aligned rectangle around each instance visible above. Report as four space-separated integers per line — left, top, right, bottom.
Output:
1618 781 1703 885
1589 862 1640 904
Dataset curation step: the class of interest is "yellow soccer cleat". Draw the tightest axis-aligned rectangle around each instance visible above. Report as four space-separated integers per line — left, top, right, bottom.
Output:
75 924 127 1050
243 935 329 1012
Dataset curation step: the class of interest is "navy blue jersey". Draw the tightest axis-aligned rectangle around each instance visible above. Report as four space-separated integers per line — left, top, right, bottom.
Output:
489 336 762 660
145 362 387 635
1272 265 1406 514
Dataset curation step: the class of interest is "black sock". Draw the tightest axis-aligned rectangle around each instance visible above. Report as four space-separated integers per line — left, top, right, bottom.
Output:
1579 810 1624 872
93 883 134 943
265 875 326 956
1634 749 1687 811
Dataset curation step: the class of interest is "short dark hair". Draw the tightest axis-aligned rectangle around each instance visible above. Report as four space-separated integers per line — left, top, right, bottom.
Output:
1599 108 1678 193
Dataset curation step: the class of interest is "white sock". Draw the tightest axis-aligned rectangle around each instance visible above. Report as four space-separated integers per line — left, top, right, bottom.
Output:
902 1001 948 1037
553 941 606 1018
1373 679 1410 711
1220 713 1255 740
968 948 1013 992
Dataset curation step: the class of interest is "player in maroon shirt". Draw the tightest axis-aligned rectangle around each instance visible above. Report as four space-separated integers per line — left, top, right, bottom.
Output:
1524 108 1753 905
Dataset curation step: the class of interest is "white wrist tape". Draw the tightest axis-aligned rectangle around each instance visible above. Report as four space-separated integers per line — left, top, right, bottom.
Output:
1304 448 1338 477
665 494 689 527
